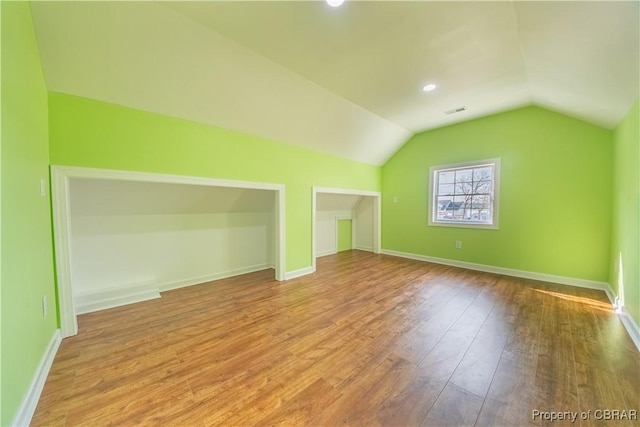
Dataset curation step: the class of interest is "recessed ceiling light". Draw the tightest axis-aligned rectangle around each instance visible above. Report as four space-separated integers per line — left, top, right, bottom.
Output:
326 0 345 7
423 83 437 92
445 106 467 115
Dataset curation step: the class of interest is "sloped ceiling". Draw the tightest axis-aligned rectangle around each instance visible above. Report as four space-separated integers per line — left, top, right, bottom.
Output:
31 1 639 166
70 180 275 216
316 193 363 212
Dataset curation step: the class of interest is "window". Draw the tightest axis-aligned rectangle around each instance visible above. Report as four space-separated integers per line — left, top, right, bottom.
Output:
428 158 500 229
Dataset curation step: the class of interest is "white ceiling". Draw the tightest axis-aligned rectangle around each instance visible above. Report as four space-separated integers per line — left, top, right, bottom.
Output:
316 193 363 212
70 180 275 216
31 1 639 166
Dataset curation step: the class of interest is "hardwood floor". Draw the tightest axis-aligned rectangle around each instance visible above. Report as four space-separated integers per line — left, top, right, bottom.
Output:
32 251 639 426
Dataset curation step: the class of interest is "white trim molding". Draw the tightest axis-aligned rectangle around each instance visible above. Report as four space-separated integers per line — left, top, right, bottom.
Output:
75 279 160 315
617 309 640 352
381 249 610 290
316 249 337 258
284 266 315 280
604 294 640 352
12 329 62 427
381 249 640 352
50 165 286 337
160 264 274 292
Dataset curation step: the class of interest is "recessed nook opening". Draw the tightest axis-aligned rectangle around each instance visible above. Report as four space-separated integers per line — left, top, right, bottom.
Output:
51 166 285 337
312 187 381 271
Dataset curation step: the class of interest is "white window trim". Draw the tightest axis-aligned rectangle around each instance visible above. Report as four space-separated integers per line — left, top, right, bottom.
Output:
428 158 501 230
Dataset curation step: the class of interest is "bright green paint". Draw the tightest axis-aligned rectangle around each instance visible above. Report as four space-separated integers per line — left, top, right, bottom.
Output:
610 98 640 327
48 93 381 272
0 2 3 421
337 219 352 252
382 106 612 282
1 3 57 424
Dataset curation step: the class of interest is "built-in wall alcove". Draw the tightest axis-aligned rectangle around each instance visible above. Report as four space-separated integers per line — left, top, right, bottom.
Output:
312 187 381 271
52 166 285 337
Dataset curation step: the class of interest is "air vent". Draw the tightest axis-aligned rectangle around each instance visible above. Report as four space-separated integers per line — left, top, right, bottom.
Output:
444 106 467 115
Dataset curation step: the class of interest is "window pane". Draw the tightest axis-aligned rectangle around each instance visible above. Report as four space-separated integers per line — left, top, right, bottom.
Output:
454 180 473 195
439 171 455 184
437 197 452 210
473 166 492 182
473 194 491 209
438 183 455 196
455 169 472 184
452 195 467 220
474 180 492 195
436 196 454 220
470 195 491 222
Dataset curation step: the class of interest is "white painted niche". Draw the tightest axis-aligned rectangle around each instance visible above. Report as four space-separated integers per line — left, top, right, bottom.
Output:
52 167 285 337
312 187 381 270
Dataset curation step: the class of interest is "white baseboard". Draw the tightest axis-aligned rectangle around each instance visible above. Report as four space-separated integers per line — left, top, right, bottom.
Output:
354 245 374 252
601 292 640 352
160 264 273 292
381 249 640 352
316 249 337 258
618 310 640 352
285 266 315 280
380 249 610 291
12 329 61 427
75 279 160 314
76 265 275 313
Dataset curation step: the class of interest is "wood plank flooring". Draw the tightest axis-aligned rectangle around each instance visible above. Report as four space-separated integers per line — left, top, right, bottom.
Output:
32 251 640 426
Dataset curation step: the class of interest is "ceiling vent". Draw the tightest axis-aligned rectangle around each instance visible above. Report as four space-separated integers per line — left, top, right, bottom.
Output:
444 106 467 115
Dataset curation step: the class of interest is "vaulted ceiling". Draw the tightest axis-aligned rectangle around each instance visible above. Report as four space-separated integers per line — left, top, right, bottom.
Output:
31 1 639 166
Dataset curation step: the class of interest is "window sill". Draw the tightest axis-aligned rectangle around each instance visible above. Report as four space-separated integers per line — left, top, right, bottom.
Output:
428 221 499 230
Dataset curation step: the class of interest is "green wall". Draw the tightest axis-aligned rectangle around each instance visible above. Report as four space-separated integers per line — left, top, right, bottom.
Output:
1 2 58 424
48 93 381 272
382 106 613 282
337 219 353 252
610 99 640 327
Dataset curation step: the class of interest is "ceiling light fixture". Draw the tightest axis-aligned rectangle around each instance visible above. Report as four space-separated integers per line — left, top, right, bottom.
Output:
326 0 345 7
445 106 467 115
423 83 437 92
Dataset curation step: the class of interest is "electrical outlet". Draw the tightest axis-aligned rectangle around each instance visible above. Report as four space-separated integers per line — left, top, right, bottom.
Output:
393 196 398 204
40 179 46 197
42 295 48 318
455 240 462 249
